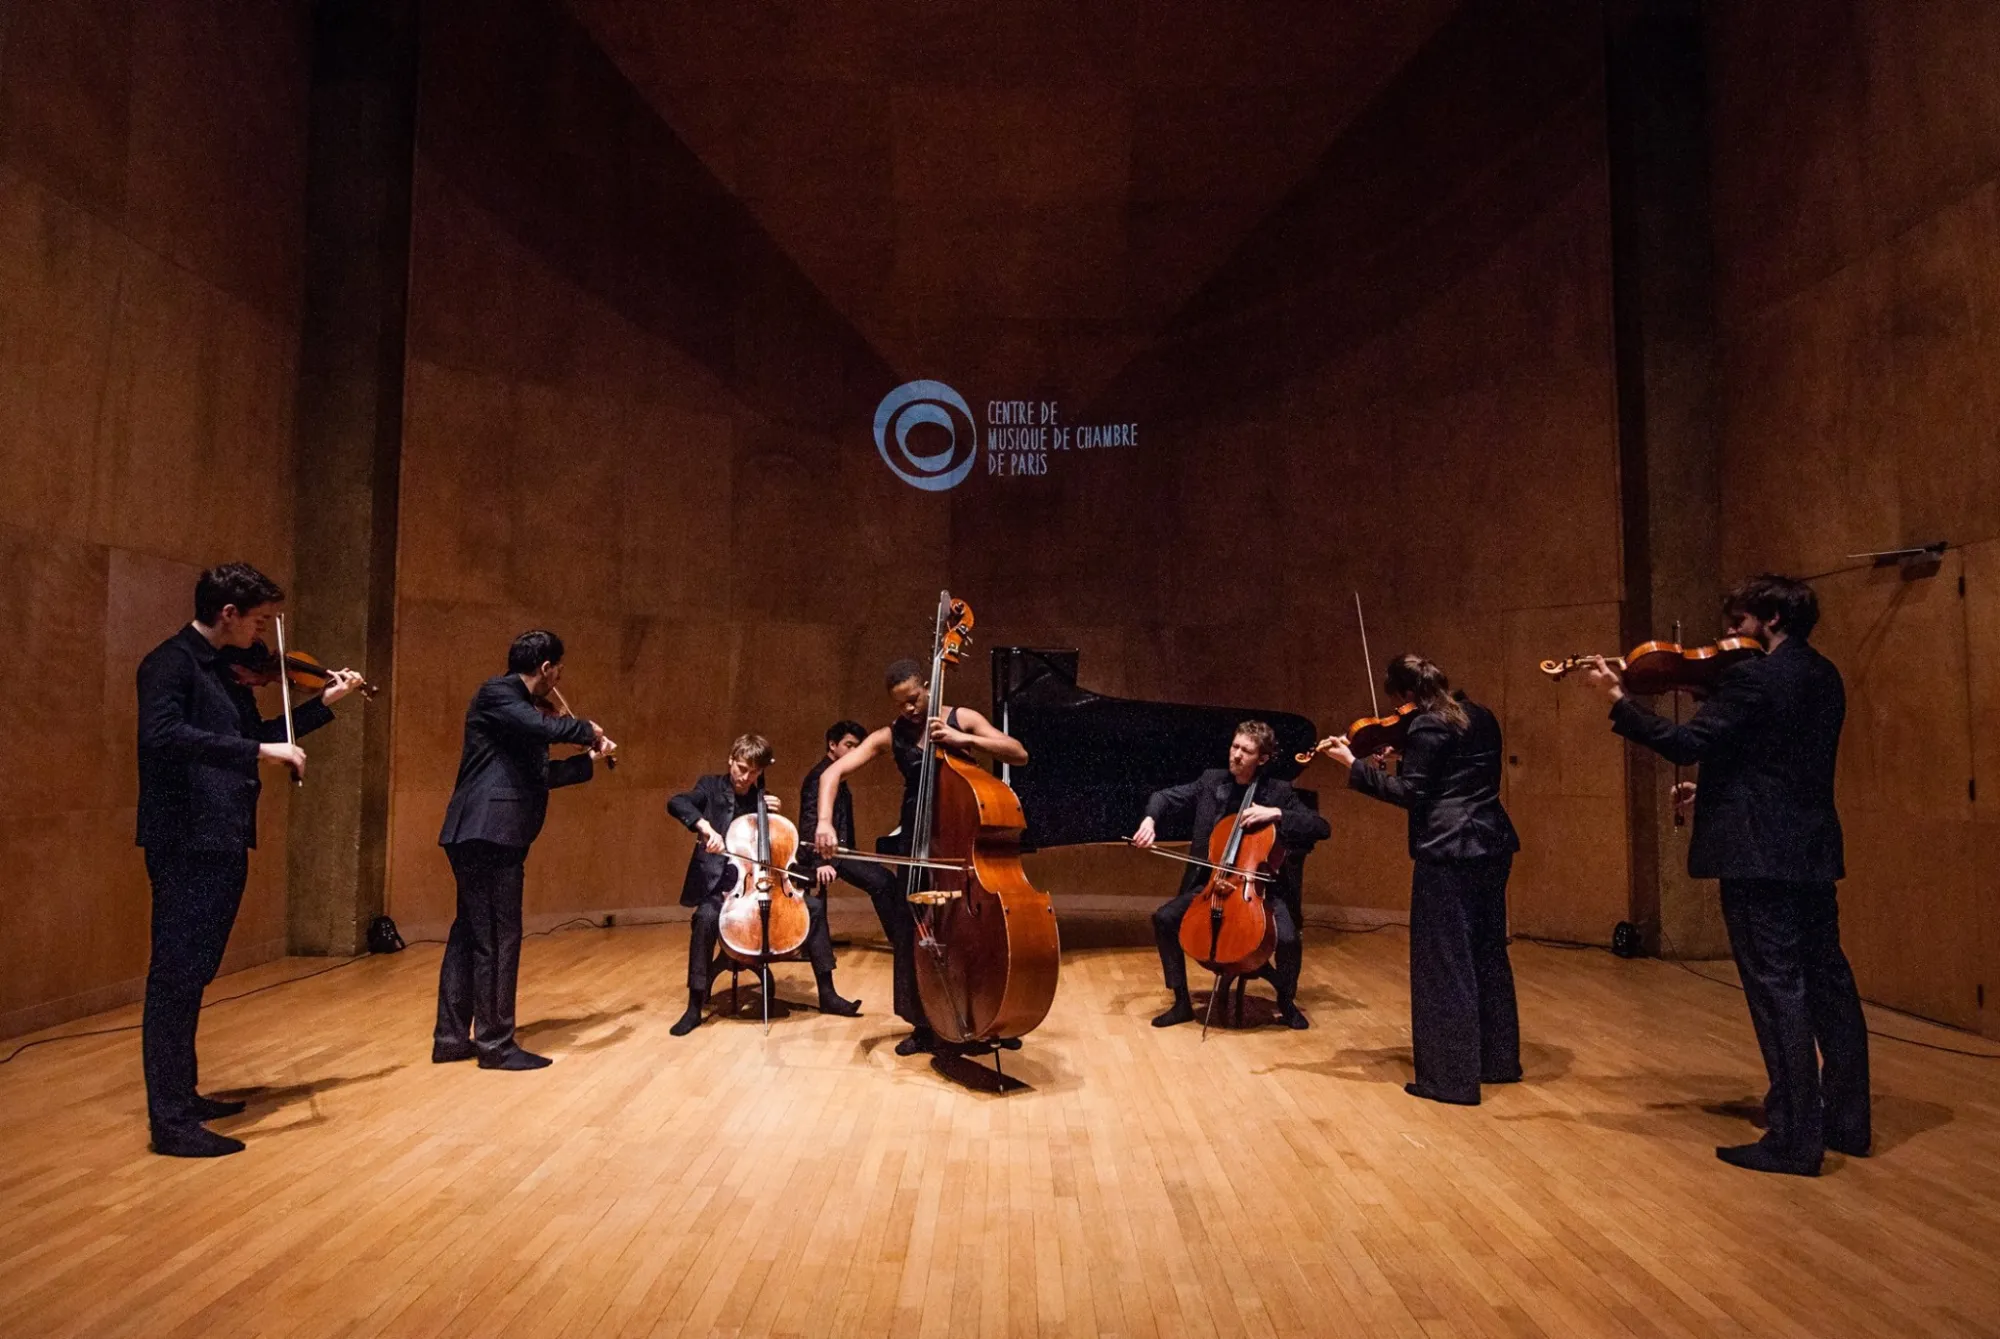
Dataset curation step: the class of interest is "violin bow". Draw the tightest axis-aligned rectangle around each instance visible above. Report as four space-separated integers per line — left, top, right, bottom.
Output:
274 613 301 787
1356 591 1380 720
547 685 616 770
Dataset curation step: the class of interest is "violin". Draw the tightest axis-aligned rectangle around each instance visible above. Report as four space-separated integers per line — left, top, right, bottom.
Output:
719 783 810 979
226 640 378 698
1539 636 1762 696
534 685 617 770
1175 782 1282 984
1297 702 1416 765
875 593 1060 1049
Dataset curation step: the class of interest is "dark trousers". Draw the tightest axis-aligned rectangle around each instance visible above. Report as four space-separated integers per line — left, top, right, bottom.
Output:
142 848 249 1131
687 889 838 992
1153 886 1302 1007
435 840 529 1059
1409 854 1520 1100
1719 879 1872 1158
835 858 923 1026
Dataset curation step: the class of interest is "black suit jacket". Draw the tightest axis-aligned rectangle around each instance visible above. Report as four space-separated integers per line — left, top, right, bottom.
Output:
1144 769 1329 897
1347 700 1520 863
1611 638 1844 882
437 676 597 850
796 755 854 879
136 625 335 851
665 773 767 907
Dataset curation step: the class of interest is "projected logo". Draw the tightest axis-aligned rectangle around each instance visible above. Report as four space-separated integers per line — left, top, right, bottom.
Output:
873 380 979 492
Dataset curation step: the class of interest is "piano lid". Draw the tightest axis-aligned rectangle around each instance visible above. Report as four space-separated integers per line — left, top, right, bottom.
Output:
990 647 1318 849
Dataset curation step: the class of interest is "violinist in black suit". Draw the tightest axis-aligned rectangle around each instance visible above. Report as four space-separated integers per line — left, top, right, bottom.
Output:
432 629 615 1071
1132 720 1330 1031
1585 574 1868 1177
136 562 364 1158
665 734 857 1037
1327 655 1522 1107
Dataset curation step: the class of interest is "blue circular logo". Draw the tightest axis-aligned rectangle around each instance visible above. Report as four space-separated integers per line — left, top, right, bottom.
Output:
874 381 977 492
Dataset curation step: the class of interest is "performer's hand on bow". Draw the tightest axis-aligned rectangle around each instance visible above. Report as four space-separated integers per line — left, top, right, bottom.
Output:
1130 816 1158 849
696 820 726 855
815 822 838 859
1671 780 1697 821
259 741 306 779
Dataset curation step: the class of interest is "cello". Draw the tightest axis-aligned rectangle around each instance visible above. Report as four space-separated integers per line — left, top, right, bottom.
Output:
718 783 810 1028
896 594 1061 1053
1174 783 1282 984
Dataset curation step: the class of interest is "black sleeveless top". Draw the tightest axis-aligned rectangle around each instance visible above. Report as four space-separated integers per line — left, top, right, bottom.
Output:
889 708 964 853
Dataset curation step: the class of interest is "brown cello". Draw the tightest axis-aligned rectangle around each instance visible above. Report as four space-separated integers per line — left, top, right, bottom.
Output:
898 593 1061 1051
1175 783 1282 981
718 783 810 1029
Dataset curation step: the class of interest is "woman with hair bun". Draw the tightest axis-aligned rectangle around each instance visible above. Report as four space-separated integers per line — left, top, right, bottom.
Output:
1324 654 1522 1105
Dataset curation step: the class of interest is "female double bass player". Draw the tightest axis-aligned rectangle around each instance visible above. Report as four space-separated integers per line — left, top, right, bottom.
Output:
812 595 1056 1062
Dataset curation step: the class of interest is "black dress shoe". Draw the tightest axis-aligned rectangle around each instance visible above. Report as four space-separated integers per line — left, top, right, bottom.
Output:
192 1094 247 1120
151 1124 245 1158
1716 1141 1821 1177
477 1048 553 1071
1151 999 1196 1028
894 1027 936 1056
431 1041 479 1064
1404 1082 1480 1106
1276 1005 1311 1030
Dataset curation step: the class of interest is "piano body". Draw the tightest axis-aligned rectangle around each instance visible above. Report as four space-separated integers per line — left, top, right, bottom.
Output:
989 647 1321 855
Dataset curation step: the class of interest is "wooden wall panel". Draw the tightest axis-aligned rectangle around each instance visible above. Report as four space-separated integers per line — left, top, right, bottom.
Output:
0 1 307 1036
1710 0 2000 1029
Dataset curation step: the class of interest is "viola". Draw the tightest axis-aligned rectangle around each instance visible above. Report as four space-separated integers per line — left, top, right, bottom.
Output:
719 785 810 969
1297 702 1416 765
899 594 1060 1047
1539 636 1762 697
534 685 617 770
1175 782 1281 979
227 641 378 698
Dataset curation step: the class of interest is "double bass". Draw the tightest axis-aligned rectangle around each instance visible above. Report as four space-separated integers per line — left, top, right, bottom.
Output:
899 594 1061 1049
718 784 810 1017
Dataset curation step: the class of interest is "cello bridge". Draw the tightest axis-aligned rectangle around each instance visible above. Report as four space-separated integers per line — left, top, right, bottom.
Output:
908 889 964 905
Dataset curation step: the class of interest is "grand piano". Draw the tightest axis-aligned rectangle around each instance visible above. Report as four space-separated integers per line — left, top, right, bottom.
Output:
989 647 1321 851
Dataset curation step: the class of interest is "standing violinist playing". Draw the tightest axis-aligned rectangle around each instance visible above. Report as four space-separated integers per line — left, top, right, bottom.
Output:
433 630 615 1071
136 563 363 1157
667 734 857 1037
1133 720 1328 1030
1324 655 1522 1106
1583 574 1868 1177
811 659 1029 1056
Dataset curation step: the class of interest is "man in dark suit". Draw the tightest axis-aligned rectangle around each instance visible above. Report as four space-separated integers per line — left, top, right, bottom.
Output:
136 562 363 1157
666 734 858 1037
1587 573 1869 1176
432 629 614 1071
799 720 919 1031
1132 720 1330 1030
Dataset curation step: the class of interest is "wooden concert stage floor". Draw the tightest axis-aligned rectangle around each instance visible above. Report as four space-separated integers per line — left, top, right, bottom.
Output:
3 919 1999 1339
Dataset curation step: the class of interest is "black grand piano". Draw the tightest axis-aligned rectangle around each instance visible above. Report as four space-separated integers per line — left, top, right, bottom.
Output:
989 647 1320 851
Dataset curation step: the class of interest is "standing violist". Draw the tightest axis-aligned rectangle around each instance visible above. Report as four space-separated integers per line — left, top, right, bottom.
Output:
136 563 364 1157
432 630 616 1071
1582 574 1869 1176
1325 654 1523 1106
